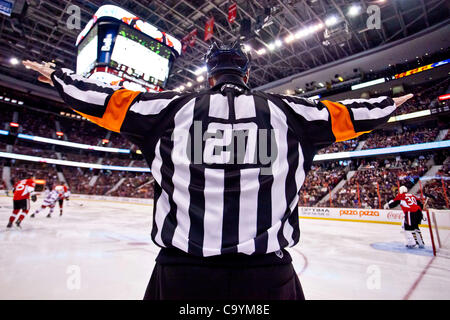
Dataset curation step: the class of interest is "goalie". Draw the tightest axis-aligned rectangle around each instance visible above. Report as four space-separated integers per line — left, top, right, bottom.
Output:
384 186 425 249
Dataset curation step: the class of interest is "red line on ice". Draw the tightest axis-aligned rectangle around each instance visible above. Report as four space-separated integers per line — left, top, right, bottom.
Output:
403 256 436 300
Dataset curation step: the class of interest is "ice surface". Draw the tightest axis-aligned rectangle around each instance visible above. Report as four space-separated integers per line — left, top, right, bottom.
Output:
0 195 449 300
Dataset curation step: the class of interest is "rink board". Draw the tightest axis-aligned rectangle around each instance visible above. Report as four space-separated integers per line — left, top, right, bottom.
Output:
2 193 448 230
36 193 450 229
70 194 448 229
299 207 450 228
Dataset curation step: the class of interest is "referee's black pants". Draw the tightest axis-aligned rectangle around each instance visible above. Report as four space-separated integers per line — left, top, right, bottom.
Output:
144 251 304 300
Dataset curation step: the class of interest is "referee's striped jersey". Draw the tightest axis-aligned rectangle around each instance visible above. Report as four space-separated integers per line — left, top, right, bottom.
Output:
52 68 397 257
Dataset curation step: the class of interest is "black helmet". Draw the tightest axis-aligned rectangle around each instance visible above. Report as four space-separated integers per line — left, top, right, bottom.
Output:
205 41 251 78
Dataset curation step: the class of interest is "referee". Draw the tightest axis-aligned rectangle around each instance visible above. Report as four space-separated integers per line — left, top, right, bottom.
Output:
24 42 412 300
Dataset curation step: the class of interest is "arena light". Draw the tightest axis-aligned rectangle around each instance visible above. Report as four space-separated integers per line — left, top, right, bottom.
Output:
102 139 109 144
17 133 131 154
313 140 450 162
196 75 204 82
56 131 64 137
438 94 450 101
295 29 308 39
186 82 193 87
9 57 19 65
267 42 276 51
242 44 252 52
315 23 324 30
351 78 386 90
284 34 295 43
256 48 266 55
348 5 361 17
9 122 19 128
194 66 207 75
325 16 338 27
294 22 324 40
387 110 431 123
0 130 9 135
18 101 24 105
274 39 282 48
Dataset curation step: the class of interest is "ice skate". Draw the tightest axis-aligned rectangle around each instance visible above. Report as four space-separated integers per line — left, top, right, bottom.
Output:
404 231 417 249
6 221 13 228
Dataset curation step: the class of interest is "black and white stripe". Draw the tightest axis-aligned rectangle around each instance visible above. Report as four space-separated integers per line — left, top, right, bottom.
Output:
52 68 120 117
339 96 397 132
52 69 397 257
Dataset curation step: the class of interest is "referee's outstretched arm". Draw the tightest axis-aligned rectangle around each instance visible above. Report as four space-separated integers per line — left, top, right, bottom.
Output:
268 93 412 147
48 68 188 140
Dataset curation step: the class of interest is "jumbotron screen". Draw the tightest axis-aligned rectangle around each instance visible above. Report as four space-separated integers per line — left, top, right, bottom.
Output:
110 25 172 87
75 5 181 92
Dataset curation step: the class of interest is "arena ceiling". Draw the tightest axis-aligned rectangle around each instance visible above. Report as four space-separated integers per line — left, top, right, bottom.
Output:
0 0 448 91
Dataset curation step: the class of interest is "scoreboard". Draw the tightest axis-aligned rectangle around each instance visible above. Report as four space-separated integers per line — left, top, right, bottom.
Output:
76 5 181 92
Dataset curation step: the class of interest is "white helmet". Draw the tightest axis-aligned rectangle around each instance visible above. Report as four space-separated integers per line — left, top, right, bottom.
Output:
399 186 408 194
55 186 64 193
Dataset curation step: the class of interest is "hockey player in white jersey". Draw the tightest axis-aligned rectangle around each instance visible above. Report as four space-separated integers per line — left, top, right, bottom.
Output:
31 186 64 218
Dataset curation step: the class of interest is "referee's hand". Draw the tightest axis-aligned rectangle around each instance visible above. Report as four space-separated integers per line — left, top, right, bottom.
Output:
393 94 414 107
22 60 55 86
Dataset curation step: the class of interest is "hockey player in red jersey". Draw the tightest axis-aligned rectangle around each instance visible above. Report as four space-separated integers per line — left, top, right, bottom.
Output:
31 186 64 218
384 186 425 248
7 177 37 228
54 183 70 216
